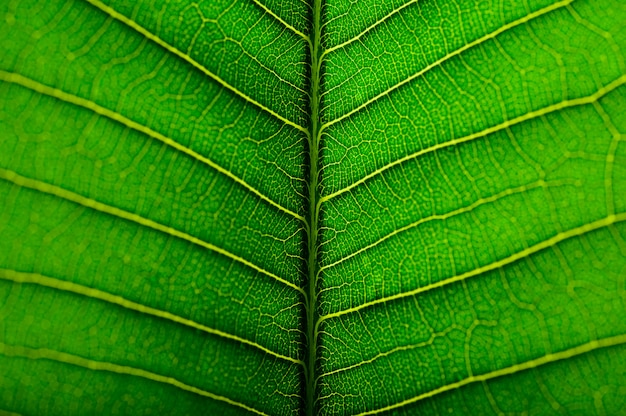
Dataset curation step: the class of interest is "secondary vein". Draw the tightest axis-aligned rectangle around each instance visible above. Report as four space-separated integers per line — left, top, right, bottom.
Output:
0 70 305 223
354 333 626 415
0 268 303 366
0 168 306 297
84 0 308 135
318 0 573 132
316 212 626 323
251 0 313 48
319 72 626 204
0 342 270 415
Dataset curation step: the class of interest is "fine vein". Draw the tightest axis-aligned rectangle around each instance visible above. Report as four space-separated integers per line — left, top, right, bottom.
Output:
0 70 304 223
0 168 305 297
317 180 567 275
318 212 626 323
0 268 303 366
319 0 419 62
320 73 626 204
84 0 308 135
0 342 269 416
318 0 573 132
251 0 312 48
354 334 626 415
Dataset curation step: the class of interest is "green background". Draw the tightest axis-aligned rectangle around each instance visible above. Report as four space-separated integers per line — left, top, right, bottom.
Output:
1 0 625 415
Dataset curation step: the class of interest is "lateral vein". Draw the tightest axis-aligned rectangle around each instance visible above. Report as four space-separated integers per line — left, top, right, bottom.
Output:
0 168 306 297
0 70 305 223
320 0 419 62
318 180 570 275
251 0 312 48
317 212 626 323
83 0 309 135
318 0 573 133
353 333 626 415
319 72 626 204
0 268 303 366
0 342 270 416
315 327 456 383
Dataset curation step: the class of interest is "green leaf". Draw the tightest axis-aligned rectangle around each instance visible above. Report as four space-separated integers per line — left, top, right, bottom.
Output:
1 0 625 415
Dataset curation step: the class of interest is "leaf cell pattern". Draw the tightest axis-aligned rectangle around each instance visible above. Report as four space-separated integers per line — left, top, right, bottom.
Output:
0 0 625 415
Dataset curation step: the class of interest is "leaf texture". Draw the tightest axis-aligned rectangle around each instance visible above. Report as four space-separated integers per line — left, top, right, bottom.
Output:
1 0 625 415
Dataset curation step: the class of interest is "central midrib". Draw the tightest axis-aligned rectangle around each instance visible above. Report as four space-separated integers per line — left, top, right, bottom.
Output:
306 0 323 414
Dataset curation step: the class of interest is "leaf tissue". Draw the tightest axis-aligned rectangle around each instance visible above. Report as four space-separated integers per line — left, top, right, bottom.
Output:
1 0 626 415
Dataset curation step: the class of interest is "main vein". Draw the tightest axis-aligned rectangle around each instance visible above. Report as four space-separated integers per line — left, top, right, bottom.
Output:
305 0 323 414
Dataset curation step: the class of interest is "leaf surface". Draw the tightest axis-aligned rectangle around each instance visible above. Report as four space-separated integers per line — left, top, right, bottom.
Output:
1 0 625 415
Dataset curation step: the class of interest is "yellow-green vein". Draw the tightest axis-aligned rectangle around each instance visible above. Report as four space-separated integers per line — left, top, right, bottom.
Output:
315 326 457 384
0 268 304 366
354 333 626 415
318 0 573 134
319 73 626 204
317 180 575 277
0 70 305 223
251 0 312 51
317 212 626 324
0 342 269 416
84 0 309 135
319 0 419 65
0 168 306 297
